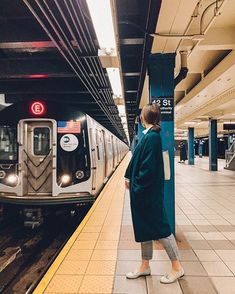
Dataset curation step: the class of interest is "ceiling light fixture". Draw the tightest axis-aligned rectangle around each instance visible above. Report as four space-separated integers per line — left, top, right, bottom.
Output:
86 0 116 50
86 0 127 140
106 68 123 99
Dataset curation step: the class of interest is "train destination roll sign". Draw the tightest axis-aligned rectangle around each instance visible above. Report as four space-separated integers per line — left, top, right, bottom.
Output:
151 97 174 121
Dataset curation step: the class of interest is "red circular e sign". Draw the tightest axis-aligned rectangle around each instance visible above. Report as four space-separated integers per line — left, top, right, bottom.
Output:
30 101 45 116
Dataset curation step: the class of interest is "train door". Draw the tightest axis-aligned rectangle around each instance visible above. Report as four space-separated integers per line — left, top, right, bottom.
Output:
19 120 55 196
116 139 119 164
94 129 105 189
111 135 115 169
101 130 107 179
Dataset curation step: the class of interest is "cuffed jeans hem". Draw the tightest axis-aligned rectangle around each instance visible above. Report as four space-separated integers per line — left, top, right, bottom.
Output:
141 234 180 261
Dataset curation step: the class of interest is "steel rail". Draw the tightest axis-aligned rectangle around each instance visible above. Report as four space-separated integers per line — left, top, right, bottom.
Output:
51 0 116 122
67 0 94 53
22 0 124 138
71 1 120 125
75 0 96 51
58 0 113 111
34 0 124 136
48 0 124 136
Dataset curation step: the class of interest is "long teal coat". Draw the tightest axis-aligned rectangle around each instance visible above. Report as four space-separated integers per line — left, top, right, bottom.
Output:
125 128 172 242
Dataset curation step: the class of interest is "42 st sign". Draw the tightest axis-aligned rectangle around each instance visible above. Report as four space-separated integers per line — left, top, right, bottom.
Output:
151 97 174 121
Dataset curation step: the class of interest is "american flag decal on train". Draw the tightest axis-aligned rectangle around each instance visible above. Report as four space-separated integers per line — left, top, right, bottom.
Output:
57 121 81 133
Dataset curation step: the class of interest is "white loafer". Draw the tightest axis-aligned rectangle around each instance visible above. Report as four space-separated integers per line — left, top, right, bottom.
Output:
126 267 151 279
160 268 185 284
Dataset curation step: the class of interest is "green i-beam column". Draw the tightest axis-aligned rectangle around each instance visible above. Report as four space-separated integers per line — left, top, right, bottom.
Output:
148 53 176 234
188 127 195 165
209 119 218 171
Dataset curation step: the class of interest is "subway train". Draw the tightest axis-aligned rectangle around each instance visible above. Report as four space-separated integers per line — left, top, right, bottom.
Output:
0 101 128 226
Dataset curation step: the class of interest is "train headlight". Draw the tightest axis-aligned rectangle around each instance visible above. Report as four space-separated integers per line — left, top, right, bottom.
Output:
61 174 71 184
75 170 84 180
6 174 18 185
0 170 6 179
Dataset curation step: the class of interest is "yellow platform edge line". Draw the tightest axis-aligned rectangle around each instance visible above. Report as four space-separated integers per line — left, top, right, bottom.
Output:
33 156 127 294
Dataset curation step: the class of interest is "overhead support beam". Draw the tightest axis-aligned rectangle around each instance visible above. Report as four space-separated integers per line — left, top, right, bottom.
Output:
198 27 235 51
176 50 235 126
174 90 186 104
4 93 96 103
175 73 202 91
120 38 144 45
0 40 81 51
0 41 55 50
177 50 235 106
122 72 140 77
0 78 87 94
0 58 74 79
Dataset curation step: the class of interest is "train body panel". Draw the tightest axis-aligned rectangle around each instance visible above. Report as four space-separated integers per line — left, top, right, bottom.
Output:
0 101 128 206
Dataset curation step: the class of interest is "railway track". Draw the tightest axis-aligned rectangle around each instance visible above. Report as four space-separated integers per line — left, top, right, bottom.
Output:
0 205 91 294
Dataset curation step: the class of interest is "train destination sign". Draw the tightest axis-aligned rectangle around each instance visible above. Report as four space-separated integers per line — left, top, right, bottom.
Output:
151 97 174 121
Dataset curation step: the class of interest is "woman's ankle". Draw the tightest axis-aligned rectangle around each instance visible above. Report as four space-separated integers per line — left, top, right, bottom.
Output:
171 260 182 271
140 260 150 271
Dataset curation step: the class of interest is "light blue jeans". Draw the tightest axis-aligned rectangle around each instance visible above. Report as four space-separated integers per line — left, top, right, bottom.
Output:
141 234 180 261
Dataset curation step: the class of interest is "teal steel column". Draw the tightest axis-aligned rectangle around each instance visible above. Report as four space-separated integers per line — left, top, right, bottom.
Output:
209 119 218 171
148 53 176 234
188 128 194 165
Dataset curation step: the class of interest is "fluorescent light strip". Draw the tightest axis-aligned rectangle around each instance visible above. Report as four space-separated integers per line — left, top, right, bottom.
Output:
107 68 123 98
86 0 128 137
86 0 116 50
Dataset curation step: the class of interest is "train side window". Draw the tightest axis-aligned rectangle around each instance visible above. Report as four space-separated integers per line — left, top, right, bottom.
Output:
33 127 50 156
95 129 100 160
0 126 17 161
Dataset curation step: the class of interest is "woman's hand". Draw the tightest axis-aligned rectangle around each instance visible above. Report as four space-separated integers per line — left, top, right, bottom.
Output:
125 179 130 190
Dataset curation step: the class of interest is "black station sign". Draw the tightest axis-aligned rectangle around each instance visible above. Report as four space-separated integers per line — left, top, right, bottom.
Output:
151 97 174 121
223 123 235 130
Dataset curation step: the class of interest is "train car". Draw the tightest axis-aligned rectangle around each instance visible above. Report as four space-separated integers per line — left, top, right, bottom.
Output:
0 100 128 226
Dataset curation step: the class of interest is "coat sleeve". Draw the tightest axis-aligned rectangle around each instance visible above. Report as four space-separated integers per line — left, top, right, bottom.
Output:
124 159 132 179
133 135 162 194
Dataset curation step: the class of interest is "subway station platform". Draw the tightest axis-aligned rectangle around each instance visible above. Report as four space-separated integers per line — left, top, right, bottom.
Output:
34 154 235 294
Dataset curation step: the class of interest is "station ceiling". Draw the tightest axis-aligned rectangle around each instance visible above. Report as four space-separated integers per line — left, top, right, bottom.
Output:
147 0 235 138
0 0 161 143
1 0 234 141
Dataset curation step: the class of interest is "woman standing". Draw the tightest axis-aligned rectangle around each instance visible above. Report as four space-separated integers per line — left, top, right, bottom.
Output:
125 103 184 283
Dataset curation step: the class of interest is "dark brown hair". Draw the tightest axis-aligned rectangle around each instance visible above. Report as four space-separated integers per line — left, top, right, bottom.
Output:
141 102 161 131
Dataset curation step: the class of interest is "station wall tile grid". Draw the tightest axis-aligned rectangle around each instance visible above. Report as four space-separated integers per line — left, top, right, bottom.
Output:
40 155 235 294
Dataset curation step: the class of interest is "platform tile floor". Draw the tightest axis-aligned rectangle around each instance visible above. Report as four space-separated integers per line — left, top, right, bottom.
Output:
113 157 235 294
43 155 235 294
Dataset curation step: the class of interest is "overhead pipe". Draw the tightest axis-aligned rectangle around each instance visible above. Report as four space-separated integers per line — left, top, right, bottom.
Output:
174 51 188 87
23 0 124 137
58 0 118 122
45 0 123 134
189 0 227 58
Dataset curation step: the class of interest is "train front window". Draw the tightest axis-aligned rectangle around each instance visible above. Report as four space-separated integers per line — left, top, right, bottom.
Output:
0 126 17 161
33 127 50 156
